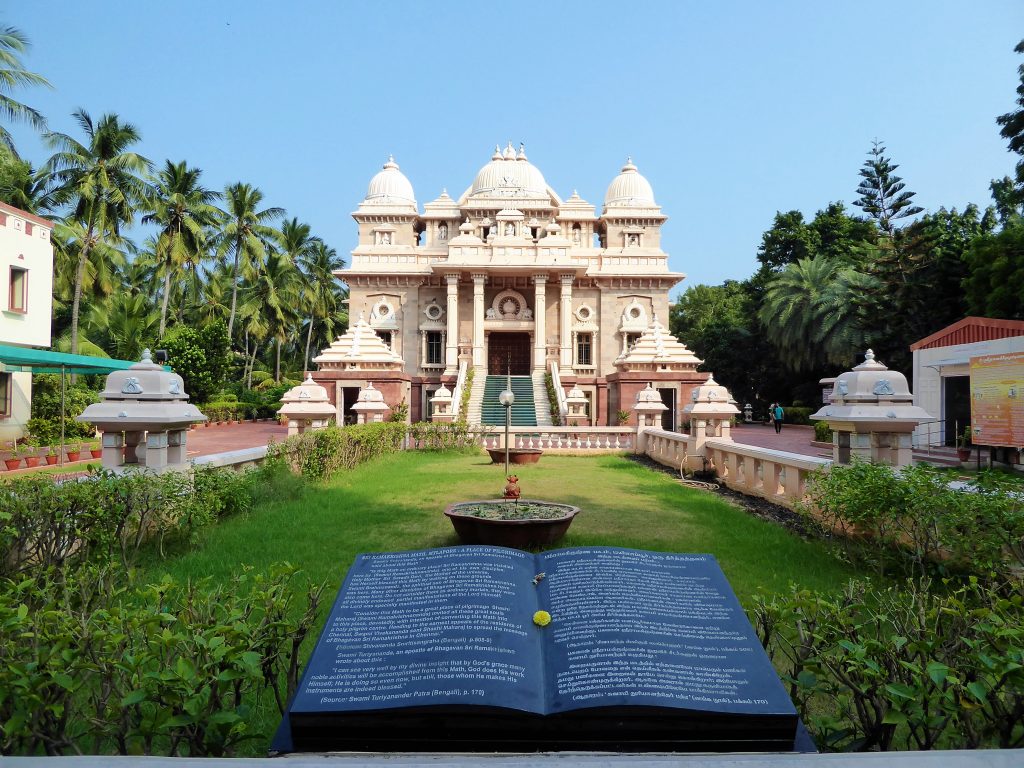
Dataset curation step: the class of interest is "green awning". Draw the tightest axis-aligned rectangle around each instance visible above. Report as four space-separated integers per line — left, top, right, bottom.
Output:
0 343 166 375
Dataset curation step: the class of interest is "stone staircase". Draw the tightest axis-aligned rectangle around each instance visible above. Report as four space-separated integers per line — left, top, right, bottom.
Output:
479 375 538 427
532 371 553 427
465 367 486 425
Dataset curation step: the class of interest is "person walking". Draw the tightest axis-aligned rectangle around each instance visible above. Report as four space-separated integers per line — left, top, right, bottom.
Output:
767 402 777 429
773 403 785 434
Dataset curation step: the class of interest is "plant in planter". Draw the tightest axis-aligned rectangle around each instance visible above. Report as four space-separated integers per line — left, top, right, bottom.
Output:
18 440 40 468
616 409 631 426
4 441 22 470
45 444 59 465
66 443 82 462
956 426 973 462
89 440 103 459
444 476 580 549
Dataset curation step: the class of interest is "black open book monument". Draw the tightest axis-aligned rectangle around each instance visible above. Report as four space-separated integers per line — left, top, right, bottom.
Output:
272 546 814 753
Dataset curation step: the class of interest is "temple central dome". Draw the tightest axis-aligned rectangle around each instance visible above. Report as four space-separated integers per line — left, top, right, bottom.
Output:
468 142 549 197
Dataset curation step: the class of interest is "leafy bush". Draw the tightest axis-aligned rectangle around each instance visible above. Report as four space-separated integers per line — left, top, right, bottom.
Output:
802 461 1024 579
0 465 259 576
160 321 231 403
26 375 99 444
814 420 833 443
0 563 322 756
268 423 405 481
751 577 1024 751
544 372 562 425
784 406 814 425
407 421 482 451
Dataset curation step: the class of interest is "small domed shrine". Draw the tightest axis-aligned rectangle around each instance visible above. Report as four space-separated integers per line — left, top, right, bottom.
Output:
278 375 336 436
811 349 935 465
77 349 206 472
313 143 709 429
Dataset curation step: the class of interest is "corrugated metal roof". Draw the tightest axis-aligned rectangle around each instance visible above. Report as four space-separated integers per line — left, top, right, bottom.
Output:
910 316 1024 351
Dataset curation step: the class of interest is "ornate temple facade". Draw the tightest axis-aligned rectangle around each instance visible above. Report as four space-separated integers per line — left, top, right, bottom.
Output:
313 143 708 427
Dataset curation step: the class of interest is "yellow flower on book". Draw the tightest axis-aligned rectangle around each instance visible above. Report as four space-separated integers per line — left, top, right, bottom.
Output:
533 610 551 627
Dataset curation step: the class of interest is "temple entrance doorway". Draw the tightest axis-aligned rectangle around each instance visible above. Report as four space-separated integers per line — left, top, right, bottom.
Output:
488 333 531 375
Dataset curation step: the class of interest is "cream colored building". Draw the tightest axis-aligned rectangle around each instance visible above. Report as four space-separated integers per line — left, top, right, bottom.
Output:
315 144 707 427
0 201 54 441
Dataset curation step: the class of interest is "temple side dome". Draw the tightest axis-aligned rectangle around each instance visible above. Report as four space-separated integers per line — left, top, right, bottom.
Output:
604 157 656 208
363 156 416 207
467 142 549 197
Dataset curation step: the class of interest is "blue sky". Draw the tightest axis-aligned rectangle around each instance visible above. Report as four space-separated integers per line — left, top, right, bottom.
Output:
6 1 1022 294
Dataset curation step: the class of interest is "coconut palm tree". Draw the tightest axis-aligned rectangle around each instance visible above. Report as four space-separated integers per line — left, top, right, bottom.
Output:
44 110 150 355
142 160 222 336
242 247 302 381
0 151 56 213
758 256 880 372
0 25 51 155
84 292 160 361
297 240 347 372
215 182 283 341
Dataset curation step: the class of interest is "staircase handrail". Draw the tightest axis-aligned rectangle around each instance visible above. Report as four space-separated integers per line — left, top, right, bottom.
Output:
451 359 470 420
549 361 568 423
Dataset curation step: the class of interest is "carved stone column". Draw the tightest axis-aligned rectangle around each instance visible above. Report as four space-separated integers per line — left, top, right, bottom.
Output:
533 274 548 371
444 274 459 374
559 274 574 373
472 273 486 368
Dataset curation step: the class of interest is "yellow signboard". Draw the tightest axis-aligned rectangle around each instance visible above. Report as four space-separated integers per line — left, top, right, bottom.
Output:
969 351 1024 448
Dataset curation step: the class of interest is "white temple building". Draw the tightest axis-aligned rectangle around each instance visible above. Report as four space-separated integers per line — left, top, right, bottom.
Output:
312 143 708 428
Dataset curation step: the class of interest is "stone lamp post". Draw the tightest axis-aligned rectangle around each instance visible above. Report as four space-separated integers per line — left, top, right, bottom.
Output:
810 349 934 466
632 382 668 428
499 385 515 474
351 383 391 424
278 375 336 436
430 384 454 423
76 349 206 473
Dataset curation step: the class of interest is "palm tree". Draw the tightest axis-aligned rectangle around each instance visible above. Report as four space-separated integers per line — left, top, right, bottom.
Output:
215 182 283 340
84 292 159 361
44 110 150 355
142 160 221 336
242 248 302 381
758 256 880 371
0 152 56 213
297 240 347 372
0 25 51 155
50 218 129 344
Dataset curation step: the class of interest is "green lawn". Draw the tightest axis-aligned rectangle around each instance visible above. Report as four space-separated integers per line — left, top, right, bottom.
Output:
142 450 855 604
138 449 857 753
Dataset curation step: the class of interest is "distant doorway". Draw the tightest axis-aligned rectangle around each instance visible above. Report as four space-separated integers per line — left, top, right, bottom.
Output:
658 387 676 431
488 333 531 375
943 376 970 447
341 386 360 426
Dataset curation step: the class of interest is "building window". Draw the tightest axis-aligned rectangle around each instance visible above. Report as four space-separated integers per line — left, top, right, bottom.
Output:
24 222 33 236
426 331 443 365
377 330 392 349
9 267 27 312
0 372 10 417
626 332 641 349
576 333 592 366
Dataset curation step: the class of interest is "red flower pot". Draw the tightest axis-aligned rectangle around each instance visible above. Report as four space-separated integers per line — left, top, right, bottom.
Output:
66 451 81 462
4 458 21 470
23 456 40 468
45 455 58 465
90 449 102 459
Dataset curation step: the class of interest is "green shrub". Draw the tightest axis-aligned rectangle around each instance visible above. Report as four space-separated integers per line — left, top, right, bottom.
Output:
813 420 834 443
544 372 562 425
751 577 1024 751
0 563 323 756
802 461 1024 579
784 406 814 425
0 465 261 576
407 421 482 451
269 423 405 481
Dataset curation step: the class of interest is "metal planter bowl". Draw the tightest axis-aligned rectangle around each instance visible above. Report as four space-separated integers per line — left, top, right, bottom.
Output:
444 499 579 549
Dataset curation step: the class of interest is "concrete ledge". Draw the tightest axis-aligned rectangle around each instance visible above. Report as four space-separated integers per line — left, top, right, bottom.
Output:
4 750 1023 766
191 445 268 469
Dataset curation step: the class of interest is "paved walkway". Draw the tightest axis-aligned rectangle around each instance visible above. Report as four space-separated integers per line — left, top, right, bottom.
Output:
729 422 825 457
184 420 289 458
